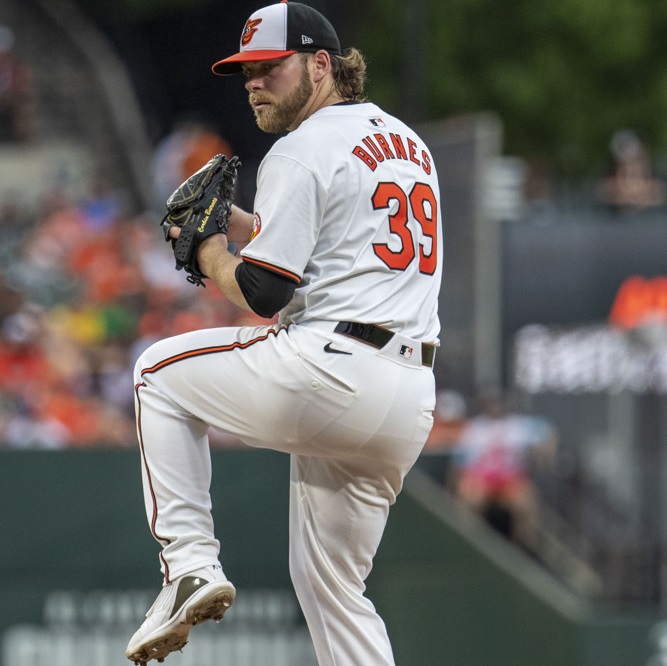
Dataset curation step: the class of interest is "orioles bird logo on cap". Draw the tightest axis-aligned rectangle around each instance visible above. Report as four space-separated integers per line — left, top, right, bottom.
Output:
241 18 262 46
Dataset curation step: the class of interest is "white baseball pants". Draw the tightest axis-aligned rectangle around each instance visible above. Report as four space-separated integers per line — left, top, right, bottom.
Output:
134 321 435 666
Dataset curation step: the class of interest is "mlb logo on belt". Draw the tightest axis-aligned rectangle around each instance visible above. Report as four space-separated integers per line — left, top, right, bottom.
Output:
399 345 413 360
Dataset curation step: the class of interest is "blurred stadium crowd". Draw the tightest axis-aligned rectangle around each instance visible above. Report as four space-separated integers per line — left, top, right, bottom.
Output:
0 17 268 448
0 164 268 450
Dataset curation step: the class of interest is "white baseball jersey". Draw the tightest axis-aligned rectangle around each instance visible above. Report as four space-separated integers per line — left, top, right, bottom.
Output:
241 102 442 342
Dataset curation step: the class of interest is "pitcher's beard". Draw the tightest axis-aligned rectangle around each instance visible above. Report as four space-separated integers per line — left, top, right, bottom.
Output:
250 63 314 134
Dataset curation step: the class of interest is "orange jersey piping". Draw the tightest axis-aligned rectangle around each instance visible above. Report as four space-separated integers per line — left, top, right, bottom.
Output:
134 325 287 582
242 256 301 283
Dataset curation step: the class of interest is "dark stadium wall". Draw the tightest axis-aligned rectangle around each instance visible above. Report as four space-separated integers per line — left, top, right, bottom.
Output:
0 449 658 666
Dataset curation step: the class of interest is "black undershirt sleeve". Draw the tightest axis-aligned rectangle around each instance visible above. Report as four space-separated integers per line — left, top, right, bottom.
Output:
234 261 297 318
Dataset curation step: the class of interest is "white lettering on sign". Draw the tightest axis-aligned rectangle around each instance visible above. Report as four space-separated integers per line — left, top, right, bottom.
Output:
514 324 667 394
2 589 317 666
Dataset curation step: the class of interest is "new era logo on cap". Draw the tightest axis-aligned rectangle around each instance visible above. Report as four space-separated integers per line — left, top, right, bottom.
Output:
212 2 341 76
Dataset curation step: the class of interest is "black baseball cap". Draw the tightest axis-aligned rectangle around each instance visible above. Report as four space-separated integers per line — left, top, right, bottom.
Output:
212 1 341 76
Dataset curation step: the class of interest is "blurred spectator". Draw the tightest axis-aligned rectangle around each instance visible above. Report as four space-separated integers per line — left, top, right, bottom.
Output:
0 305 52 397
423 389 468 453
596 130 666 211
448 389 557 552
0 153 273 449
78 172 126 233
0 305 66 449
0 24 37 143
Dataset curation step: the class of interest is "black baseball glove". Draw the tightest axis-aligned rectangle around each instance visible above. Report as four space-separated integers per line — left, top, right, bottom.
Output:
161 154 241 287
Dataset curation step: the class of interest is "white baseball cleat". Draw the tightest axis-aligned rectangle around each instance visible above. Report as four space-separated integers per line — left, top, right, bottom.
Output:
126 565 236 665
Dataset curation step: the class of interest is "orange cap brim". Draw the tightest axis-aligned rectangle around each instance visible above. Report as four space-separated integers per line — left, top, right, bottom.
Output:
212 49 298 76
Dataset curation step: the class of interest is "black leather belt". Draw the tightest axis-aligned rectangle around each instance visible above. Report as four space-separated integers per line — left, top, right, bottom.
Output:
334 321 435 368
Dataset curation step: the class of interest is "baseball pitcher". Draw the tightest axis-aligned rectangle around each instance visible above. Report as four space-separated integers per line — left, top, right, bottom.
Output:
126 2 443 664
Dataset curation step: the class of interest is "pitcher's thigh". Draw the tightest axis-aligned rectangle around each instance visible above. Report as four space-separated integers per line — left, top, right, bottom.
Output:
134 325 357 453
